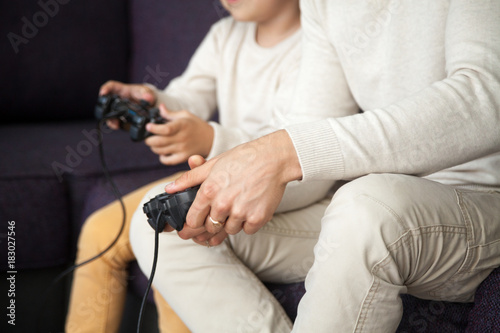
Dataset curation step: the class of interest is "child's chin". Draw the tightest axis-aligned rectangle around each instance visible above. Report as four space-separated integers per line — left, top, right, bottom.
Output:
229 12 255 22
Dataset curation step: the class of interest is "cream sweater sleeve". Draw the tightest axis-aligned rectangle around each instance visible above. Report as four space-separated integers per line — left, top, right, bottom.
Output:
287 0 500 184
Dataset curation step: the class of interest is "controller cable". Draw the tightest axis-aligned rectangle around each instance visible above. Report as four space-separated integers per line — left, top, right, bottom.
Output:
37 119 126 332
137 214 161 333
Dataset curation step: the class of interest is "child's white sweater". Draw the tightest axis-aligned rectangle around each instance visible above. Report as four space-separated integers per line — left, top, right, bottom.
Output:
154 17 301 160
152 17 334 211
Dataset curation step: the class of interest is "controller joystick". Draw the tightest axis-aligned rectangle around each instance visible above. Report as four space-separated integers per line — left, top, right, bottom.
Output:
143 186 200 231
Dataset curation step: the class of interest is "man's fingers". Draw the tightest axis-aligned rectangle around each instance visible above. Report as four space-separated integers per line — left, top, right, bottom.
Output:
204 214 227 234
165 157 216 193
192 230 228 247
223 214 245 235
184 186 212 229
163 224 175 232
177 225 206 240
207 230 228 247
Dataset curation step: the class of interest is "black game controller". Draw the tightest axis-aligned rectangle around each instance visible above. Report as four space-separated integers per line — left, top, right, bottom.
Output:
95 94 165 141
143 186 200 232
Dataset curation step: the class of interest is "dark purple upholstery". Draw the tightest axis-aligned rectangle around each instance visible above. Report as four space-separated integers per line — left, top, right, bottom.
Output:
0 121 186 270
466 267 500 332
1 0 129 122
129 0 225 88
0 0 498 331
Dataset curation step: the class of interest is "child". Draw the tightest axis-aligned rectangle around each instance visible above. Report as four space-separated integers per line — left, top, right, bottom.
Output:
66 0 335 332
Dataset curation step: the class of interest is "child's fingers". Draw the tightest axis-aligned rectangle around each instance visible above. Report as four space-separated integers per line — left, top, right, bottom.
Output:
188 155 207 169
159 153 188 166
99 81 155 104
158 104 183 121
132 85 156 104
106 119 120 130
99 80 128 97
146 120 181 136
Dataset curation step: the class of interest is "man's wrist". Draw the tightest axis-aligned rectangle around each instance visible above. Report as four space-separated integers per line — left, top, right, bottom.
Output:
285 120 344 181
272 129 303 183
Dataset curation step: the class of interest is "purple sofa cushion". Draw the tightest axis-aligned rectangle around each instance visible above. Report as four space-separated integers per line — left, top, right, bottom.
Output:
0 120 185 270
0 178 70 270
397 295 472 332
0 0 129 123
466 266 500 332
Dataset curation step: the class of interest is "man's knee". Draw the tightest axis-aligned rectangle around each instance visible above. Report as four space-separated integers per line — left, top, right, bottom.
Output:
333 173 423 216
325 174 415 243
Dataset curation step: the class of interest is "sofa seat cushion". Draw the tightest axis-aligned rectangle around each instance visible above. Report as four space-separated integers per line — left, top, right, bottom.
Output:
0 177 70 270
466 266 500 332
0 121 168 180
0 120 186 270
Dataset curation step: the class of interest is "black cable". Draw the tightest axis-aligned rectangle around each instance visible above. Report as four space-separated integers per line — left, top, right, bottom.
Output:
36 120 127 332
137 213 161 333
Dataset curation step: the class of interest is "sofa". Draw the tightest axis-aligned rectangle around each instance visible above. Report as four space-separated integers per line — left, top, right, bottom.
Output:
1 1 498 332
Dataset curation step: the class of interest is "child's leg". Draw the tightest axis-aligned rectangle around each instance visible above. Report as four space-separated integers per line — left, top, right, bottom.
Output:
153 288 191 333
66 172 185 333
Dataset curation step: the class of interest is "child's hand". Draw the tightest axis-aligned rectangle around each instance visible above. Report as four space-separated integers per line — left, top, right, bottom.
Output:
145 104 214 165
98 80 157 129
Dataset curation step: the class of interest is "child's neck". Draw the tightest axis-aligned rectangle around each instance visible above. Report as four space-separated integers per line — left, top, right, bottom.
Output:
255 6 300 48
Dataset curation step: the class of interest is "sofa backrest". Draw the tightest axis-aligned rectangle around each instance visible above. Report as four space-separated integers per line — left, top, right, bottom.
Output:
1 0 224 124
1 0 130 123
128 0 225 88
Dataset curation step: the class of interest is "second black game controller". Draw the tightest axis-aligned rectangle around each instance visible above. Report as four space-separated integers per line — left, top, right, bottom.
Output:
95 94 165 142
142 186 200 232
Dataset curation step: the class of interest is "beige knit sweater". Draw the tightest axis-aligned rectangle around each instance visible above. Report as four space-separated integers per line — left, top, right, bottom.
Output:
285 0 500 190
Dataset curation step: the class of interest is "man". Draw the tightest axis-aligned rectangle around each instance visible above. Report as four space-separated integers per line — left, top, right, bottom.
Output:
165 1 500 331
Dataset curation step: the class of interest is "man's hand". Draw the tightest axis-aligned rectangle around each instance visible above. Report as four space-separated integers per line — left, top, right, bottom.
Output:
166 130 303 245
145 104 214 165
161 155 228 246
99 80 156 129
